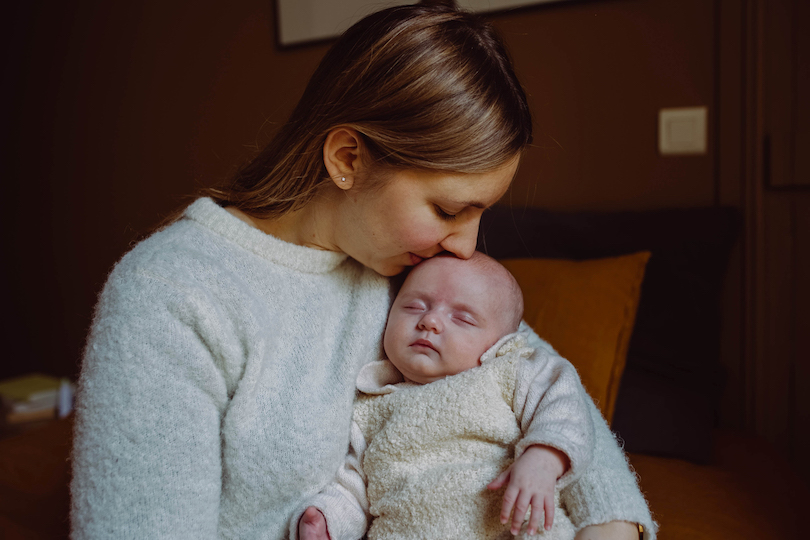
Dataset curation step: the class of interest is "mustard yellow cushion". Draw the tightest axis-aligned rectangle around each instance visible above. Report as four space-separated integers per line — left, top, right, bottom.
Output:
501 252 650 423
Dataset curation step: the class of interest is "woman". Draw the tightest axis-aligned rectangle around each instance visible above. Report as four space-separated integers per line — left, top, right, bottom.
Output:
71 4 654 539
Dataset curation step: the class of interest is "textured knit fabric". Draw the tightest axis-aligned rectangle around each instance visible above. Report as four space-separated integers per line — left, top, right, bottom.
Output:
529 329 658 540
301 334 587 540
71 197 656 540
71 198 392 539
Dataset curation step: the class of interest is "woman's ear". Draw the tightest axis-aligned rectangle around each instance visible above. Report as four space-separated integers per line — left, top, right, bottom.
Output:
323 127 365 190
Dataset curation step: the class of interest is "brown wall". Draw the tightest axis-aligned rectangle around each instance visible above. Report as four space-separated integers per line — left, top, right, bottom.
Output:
498 0 716 211
4 0 807 481
4 1 329 381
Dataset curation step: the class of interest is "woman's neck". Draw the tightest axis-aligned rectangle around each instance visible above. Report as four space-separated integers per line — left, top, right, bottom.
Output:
225 196 339 252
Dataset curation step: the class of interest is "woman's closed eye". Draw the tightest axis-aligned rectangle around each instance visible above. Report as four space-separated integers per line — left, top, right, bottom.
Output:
434 205 458 221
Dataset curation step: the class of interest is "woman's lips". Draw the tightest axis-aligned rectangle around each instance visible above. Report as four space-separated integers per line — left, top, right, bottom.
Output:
408 253 424 266
411 339 437 352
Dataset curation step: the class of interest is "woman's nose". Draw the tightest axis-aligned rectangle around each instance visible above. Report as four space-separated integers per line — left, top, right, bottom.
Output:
439 215 481 260
418 311 443 333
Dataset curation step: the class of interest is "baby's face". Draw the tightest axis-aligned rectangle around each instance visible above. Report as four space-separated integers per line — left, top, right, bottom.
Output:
383 256 511 384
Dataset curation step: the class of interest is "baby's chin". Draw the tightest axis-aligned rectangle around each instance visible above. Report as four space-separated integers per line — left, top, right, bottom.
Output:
391 357 442 385
398 363 472 385
396 366 434 385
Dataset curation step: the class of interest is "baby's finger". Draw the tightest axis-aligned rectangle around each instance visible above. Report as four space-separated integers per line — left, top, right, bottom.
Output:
526 496 544 535
543 494 555 531
510 492 532 535
488 468 511 491
499 485 518 525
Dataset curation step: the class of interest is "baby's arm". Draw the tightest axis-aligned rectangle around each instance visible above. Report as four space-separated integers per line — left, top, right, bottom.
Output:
290 422 370 540
494 340 595 534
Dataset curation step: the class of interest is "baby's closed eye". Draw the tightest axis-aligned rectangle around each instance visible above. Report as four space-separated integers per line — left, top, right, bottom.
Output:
403 301 426 312
453 313 477 326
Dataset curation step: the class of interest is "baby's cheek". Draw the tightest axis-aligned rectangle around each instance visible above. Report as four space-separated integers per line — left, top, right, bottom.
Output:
384 324 408 359
459 338 489 369
382 324 397 357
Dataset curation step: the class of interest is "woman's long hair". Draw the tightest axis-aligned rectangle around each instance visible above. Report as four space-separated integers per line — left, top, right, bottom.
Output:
206 3 533 218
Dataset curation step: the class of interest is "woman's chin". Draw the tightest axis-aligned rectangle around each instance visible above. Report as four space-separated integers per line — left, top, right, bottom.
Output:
376 265 406 277
372 257 412 277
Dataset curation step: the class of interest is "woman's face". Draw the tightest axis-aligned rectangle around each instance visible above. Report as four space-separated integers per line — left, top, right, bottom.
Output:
334 156 519 276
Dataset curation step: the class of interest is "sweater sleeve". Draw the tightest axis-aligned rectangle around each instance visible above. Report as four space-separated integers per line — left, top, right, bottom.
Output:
512 345 594 488
519 323 658 539
71 266 232 539
289 421 370 540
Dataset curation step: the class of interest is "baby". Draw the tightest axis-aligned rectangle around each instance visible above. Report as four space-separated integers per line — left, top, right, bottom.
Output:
295 252 594 540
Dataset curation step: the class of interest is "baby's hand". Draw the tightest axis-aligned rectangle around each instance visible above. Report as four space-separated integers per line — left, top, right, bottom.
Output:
298 507 331 540
487 445 570 536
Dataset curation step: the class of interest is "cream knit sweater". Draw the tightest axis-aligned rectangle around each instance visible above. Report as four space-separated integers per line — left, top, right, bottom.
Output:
72 198 392 539
71 198 657 540
300 334 588 540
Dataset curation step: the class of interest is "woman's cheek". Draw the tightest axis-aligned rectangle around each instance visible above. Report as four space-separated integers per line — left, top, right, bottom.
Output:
403 222 445 251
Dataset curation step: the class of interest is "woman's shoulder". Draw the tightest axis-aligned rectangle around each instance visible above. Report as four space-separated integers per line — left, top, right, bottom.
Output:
86 222 230 332
108 198 282 288
105 203 391 304
110 215 224 289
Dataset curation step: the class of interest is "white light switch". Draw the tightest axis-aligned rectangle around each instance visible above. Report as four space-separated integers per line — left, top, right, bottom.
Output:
658 106 708 155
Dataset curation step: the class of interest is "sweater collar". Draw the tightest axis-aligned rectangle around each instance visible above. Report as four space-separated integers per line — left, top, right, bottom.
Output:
356 332 529 395
184 198 349 274
356 359 408 395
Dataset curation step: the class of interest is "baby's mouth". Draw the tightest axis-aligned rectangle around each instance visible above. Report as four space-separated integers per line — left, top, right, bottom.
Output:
411 339 438 352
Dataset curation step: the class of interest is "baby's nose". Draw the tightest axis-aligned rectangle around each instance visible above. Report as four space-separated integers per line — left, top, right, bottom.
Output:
418 312 442 333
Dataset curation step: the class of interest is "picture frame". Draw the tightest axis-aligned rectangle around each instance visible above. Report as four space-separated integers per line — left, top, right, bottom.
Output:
275 0 572 48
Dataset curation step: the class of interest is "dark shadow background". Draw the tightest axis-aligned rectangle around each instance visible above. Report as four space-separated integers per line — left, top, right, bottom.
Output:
2 0 808 483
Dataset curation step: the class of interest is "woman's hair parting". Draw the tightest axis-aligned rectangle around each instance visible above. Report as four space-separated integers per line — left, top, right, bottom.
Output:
206 3 532 218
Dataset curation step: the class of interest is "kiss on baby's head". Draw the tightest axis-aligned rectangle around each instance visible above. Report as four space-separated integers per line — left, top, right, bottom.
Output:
382 252 524 384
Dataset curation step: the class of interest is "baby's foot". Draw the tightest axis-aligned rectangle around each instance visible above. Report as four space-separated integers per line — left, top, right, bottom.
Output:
298 507 331 540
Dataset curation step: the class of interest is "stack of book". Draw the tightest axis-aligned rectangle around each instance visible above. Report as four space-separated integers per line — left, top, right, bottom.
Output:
0 374 74 426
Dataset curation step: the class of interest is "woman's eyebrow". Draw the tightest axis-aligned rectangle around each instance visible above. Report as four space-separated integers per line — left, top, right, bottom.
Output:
447 199 486 209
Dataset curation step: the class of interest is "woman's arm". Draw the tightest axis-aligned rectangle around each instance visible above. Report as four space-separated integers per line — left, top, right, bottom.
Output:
289 421 369 540
71 268 230 539
576 521 641 540
520 323 657 540
562 398 655 539
511 343 595 487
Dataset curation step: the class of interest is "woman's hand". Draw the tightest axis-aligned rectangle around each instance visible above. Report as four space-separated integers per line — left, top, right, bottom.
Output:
487 444 569 535
574 521 640 540
298 507 331 540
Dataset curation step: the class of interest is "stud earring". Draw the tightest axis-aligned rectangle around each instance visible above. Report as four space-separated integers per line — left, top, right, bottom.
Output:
341 177 346 182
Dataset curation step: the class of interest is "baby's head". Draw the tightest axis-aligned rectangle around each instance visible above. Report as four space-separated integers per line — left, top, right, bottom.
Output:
383 252 524 384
